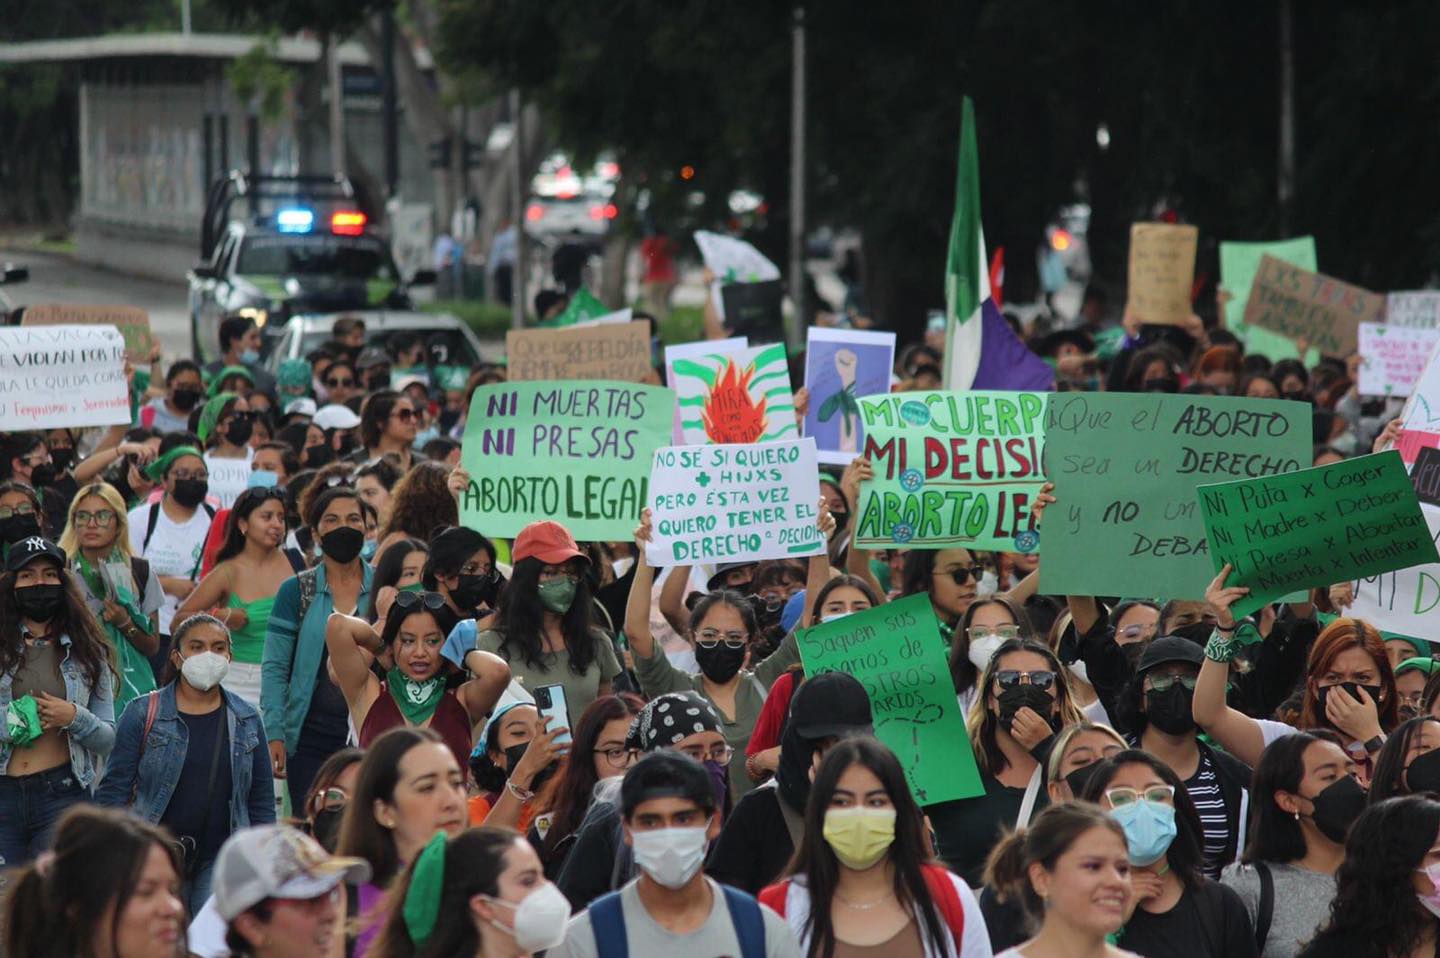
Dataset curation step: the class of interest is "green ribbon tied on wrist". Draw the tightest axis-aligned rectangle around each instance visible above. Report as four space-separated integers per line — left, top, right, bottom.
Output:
6 695 42 748
403 830 448 949
1204 621 1261 663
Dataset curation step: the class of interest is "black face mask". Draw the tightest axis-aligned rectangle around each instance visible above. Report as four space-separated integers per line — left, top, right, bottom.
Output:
310 808 345 853
503 742 557 790
997 684 1057 734
1143 376 1179 393
335 433 358 456
171 388 203 411
1307 775 1367 844
305 444 336 468
1406 748 1440 795
830 510 850 534
225 420 255 446
1317 682 1384 717
28 464 56 488
15 583 63 622
1121 640 1149 669
365 372 390 391
1144 683 1196 736
48 447 74 472
695 641 747 683
319 527 365 564
171 478 209 509
1064 760 1106 799
1169 622 1213 646
0 513 40 545
439 408 462 433
452 572 503 612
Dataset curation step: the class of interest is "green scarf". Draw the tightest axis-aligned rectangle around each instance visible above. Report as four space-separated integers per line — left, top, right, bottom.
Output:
197 392 238 444
143 445 204 482
73 551 156 713
386 668 446 726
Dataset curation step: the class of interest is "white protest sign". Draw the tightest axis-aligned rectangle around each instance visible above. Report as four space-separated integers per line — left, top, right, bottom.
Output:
0 324 129 430
646 437 824 566
693 231 781 318
1387 291 1440 330
1358 323 1440 397
204 453 253 509
1349 503 1440 642
1391 337 1440 467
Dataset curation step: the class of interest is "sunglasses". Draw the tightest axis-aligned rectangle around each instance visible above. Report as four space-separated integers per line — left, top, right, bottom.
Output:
393 591 448 612
391 408 417 422
326 377 355 388
1145 673 1198 693
933 564 985 586
995 669 1057 691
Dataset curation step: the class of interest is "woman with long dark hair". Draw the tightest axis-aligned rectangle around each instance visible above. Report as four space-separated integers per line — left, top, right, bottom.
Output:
1299 795 1440 958
0 478 49 556
759 737 989 957
1367 715 1440 804
356 389 416 472
365 536 428 629
176 487 294 707
0 536 116 865
1220 731 1357 958
1080 750 1258 958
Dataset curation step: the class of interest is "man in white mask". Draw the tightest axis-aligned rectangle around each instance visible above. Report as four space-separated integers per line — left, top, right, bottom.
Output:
94 612 276 916
550 751 800 958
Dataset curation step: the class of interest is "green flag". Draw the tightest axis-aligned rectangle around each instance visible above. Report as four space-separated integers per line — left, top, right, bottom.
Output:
942 97 986 390
543 288 610 328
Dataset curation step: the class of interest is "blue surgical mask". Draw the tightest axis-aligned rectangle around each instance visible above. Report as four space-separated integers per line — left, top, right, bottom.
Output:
248 470 279 489
412 425 439 450
1109 799 1177 866
240 348 261 365
361 538 378 561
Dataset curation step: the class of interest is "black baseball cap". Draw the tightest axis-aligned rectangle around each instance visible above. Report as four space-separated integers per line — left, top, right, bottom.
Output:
5 536 65 574
790 671 874 739
620 751 716 817
1137 635 1206 673
707 561 758 591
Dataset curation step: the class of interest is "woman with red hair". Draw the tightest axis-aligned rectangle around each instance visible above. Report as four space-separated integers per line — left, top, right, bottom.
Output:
1193 346 1242 395
1194 565 1397 782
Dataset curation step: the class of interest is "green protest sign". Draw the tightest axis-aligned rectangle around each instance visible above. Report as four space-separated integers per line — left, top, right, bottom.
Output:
1198 451 1440 619
459 381 675 540
1039 393 1311 600
854 391 1047 553
1219 236 1318 365
795 593 983 804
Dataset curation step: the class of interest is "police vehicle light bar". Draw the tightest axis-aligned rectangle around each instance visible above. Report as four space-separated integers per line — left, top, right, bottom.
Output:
276 207 315 233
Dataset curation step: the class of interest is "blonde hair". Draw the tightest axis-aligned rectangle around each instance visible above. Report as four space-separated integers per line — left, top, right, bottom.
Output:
1044 721 1128 782
58 482 133 561
966 638 1086 775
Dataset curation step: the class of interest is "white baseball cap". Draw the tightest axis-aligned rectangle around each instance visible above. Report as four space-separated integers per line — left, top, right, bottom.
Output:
312 403 362 431
213 825 371 922
282 397 318 420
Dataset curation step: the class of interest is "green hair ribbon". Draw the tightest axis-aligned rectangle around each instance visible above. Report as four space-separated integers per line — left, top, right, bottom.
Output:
197 392 239 443
403 830 448 949
142 445 204 482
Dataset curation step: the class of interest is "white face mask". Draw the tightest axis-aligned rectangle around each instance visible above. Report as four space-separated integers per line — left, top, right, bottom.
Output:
630 826 708 889
820 611 854 624
179 651 230 692
481 882 571 953
967 633 1008 673
976 570 999 597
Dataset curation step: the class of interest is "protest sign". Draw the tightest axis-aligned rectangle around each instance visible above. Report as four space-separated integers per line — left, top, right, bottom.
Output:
1242 254 1384 357
1387 291 1440 330
21 303 156 361
1392 337 1440 467
1357 323 1440 396
1414 447 1440 507
1346 503 1440 642
854 391 1046 553
1125 223 1198 326
796 594 983 804
204 454 252 509
644 438 823 566
0 324 130 431
665 337 746 441
458 381 675 540
1219 236 1318 364
1039 393 1311 600
669 342 797 445
719 280 784 343
1198 451 1440 618
571 307 633 329
693 230 782 323
803 328 896 466
506 320 652 383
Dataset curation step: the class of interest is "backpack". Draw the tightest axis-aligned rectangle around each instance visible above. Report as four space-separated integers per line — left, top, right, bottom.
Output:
588 884 765 958
141 500 217 580
760 863 966 953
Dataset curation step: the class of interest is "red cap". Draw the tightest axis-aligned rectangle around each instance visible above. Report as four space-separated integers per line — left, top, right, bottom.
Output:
512 520 588 566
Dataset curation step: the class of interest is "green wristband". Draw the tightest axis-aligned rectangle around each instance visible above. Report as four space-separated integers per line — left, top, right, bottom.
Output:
1204 628 1238 663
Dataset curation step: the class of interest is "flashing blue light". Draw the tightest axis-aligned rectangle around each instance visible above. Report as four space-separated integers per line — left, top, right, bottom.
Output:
276 208 315 233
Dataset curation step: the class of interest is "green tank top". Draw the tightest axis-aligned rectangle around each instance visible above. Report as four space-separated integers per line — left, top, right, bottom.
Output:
226 593 275 664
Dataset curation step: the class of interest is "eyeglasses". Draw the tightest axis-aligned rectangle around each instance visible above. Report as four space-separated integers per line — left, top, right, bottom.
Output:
170 470 209 482
1145 673 1198 692
0 504 36 520
1105 785 1176 808
393 590 448 612
678 745 735 764
73 510 117 527
757 592 792 611
934 564 985 586
316 787 348 812
391 408 417 422
967 624 1020 642
696 629 748 649
20 454 52 466
995 669 1057 691
326 377 355 388
224 411 256 424
1117 623 1157 641
594 746 634 769
460 562 496 578
1401 691 1426 707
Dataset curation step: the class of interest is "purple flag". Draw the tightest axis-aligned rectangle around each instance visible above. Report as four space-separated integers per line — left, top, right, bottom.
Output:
969 299 1055 392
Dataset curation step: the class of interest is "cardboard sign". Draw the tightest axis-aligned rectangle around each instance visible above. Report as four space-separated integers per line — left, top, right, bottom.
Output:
1358 323 1440 397
803 328 897 466
719 280 785 343
665 337 746 442
22 303 156 361
1219 236 1319 364
796 594 983 804
1242 255 1384 357
669 342 797 445
1392 337 1440 467
644 438 823 566
1413 447 1440 507
1125 223 1198 326
505 321 653 383
854 391 1047 553
1347 503 1440 643
0 324 130 430
1039 393 1311 601
458 381 675 540
1198 451 1439 618
1387 291 1440 330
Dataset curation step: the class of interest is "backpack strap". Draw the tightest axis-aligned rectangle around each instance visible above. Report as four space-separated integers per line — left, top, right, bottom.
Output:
129 556 150 594
1254 861 1274 953
142 502 161 554
776 789 806 851
920 864 968 950
588 890 628 958
128 691 163 805
720 885 766 958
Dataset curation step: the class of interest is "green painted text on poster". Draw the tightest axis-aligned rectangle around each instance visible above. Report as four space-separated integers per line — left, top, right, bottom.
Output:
1198 451 1440 619
459 381 675 540
796 593 983 805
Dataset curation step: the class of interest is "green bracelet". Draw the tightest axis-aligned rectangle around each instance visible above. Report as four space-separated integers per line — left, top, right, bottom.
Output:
1204 628 1238 663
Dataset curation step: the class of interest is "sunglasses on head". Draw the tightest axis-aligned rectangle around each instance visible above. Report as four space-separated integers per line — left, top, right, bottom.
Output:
393 590 448 612
995 669 1057 691
934 564 985 586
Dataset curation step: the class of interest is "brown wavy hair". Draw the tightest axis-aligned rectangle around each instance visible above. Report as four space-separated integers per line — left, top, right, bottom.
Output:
380 461 457 542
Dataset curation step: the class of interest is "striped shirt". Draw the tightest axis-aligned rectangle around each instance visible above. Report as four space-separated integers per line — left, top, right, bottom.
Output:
1185 749 1231 879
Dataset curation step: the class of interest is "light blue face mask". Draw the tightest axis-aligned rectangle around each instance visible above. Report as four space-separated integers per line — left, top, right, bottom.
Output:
1109 799 1177 866
248 470 279 489
412 425 440 450
240 348 261 365
361 538 378 561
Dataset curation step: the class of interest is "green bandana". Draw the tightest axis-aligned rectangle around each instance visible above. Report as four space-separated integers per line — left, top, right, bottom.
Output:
386 668 446 726
6 695 42 748
208 365 254 397
402 831 447 949
197 392 239 443
143 445 205 482
277 358 312 390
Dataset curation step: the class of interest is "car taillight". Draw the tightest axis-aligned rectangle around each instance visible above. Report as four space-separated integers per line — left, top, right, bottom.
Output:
331 211 367 235
589 205 605 221
603 203 618 219
526 204 545 222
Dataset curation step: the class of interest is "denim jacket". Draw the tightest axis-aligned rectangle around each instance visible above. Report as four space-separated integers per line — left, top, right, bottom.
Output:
0 632 116 789
94 682 275 830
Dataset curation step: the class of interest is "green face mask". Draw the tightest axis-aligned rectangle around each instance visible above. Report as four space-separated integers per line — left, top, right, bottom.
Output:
398 582 425 594
538 576 578 614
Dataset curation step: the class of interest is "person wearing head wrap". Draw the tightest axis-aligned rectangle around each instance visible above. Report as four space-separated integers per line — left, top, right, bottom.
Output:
556 691 730 910
130 445 217 639
208 364 256 398
275 358 313 413
196 392 256 509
